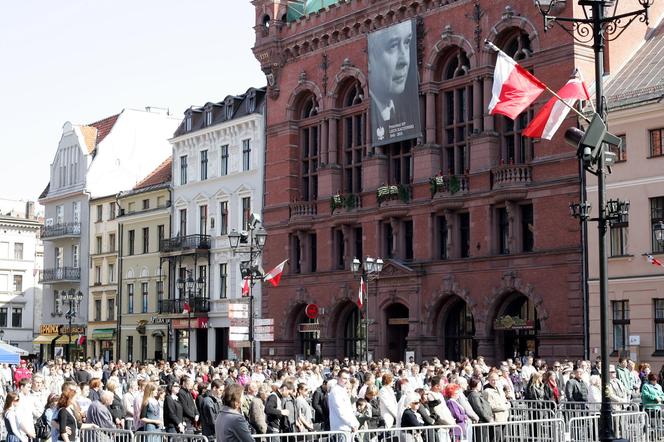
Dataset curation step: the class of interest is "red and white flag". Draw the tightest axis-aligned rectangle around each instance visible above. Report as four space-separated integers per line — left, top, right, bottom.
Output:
357 277 366 309
264 259 288 287
242 277 250 297
647 254 664 267
523 76 590 140
182 302 191 314
487 41 546 120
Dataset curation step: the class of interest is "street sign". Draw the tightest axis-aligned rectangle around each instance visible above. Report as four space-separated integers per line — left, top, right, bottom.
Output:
228 303 249 319
255 318 274 326
230 318 250 327
255 333 274 342
254 325 274 334
305 303 319 319
298 322 321 333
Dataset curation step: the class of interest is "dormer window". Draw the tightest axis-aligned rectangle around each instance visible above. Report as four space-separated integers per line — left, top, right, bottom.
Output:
246 90 257 113
206 110 213 126
185 115 192 132
225 104 233 120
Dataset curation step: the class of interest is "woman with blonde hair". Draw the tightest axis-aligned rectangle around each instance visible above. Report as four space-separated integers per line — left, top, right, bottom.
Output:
105 379 125 428
140 383 162 441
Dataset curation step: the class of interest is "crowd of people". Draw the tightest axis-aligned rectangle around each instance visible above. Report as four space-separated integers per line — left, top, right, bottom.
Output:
0 355 663 442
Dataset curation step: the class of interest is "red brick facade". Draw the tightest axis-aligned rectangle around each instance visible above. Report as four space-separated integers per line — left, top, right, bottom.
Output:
251 0 612 363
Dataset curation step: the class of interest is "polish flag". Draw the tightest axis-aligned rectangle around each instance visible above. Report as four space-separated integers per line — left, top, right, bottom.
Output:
182 302 190 314
264 259 288 287
242 277 250 297
647 255 664 267
357 277 366 310
523 76 590 140
487 41 546 120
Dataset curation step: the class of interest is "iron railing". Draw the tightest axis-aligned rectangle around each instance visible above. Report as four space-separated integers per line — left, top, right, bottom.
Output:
159 234 211 253
40 222 81 238
39 267 81 283
158 297 210 314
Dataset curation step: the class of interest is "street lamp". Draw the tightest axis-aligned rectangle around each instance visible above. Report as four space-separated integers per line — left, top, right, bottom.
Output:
58 288 83 362
534 0 652 440
351 256 384 362
177 270 204 360
228 214 267 363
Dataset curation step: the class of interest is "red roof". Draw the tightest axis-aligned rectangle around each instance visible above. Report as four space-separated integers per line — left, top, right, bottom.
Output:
88 113 120 145
134 157 172 190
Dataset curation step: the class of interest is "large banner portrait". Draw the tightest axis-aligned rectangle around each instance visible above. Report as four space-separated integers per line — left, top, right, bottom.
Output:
368 19 422 147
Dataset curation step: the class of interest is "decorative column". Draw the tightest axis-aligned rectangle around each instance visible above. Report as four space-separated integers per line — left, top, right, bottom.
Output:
321 119 329 165
328 117 338 165
473 77 483 132
482 75 494 132
425 92 436 144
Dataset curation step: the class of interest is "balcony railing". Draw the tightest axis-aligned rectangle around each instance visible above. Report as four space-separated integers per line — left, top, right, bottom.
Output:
289 201 317 220
40 222 81 239
491 164 532 189
159 234 211 253
39 267 81 283
158 297 210 314
429 175 469 197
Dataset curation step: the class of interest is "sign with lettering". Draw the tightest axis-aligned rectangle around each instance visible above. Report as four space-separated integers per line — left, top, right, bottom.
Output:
172 318 208 329
493 315 535 331
40 324 86 335
298 322 321 333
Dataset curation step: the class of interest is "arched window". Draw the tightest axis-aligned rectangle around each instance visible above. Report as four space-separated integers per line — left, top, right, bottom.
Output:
438 46 472 175
338 78 366 194
444 300 476 360
496 30 534 164
298 93 320 201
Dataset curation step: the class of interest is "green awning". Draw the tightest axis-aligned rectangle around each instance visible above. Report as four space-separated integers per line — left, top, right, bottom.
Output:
91 328 116 340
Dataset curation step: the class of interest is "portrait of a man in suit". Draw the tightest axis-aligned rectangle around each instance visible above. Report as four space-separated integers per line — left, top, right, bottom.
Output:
368 19 421 147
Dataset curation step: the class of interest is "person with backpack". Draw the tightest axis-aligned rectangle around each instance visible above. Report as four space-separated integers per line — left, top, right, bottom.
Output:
35 393 58 441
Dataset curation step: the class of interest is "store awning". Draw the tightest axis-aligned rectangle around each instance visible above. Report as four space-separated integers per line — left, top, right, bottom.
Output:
55 335 80 345
33 335 57 344
91 329 116 340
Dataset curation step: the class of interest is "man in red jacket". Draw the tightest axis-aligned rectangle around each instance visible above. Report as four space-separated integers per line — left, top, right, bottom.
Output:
13 360 31 387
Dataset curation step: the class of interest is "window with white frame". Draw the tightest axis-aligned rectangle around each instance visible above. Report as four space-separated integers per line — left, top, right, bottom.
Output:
72 245 79 268
219 263 227 299
219 201 228 235
242 139 251 171
220 145 229 176
180 155 188 185
200 150 208 180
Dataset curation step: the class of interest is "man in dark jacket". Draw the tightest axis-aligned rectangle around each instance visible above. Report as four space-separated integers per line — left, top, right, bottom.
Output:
214 384 253 442
201 379 223 438
311 380 330 430
178 375 199 432
565 368 589 405
466 378 493 423
265 381 293 433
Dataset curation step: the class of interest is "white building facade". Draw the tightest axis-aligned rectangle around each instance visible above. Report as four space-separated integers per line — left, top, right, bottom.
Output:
0 201 42 353
38 109 179 361
166 88 266 361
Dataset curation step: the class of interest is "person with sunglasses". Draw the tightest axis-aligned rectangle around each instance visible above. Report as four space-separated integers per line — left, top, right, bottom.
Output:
163 383 184 434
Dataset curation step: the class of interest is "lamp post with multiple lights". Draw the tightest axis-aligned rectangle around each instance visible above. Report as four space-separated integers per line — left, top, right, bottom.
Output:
228 214 267 363
534 0 652 439
55 288 83 361
351 256 384 363
176 270 204 360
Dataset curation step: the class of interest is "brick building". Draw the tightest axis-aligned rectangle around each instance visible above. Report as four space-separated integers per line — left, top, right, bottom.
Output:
251 0 657 363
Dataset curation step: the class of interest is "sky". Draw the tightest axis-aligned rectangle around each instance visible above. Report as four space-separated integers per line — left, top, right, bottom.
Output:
0 0 265 202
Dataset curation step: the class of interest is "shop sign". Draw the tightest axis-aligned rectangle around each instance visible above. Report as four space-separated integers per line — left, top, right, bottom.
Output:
60 325 86 334
150 316 168 325
40 324 87 335
298 322 321 333
493 315 535 330
172 317 208 329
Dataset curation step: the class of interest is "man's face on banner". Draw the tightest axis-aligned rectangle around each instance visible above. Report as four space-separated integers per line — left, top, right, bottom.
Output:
371 21 412 98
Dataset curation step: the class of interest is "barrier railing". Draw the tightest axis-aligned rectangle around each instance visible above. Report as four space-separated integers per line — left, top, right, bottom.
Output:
81 428 133 442
471 418 565 442
568 412 648 442
354 424 462 442
556 401 640 427
134 432 209 442
646 406 664 442
251 430 349 442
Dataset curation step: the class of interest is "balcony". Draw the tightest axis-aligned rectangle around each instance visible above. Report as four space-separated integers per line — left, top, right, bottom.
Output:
289 201 317 221
491 164 532 190
159 234 211 254
40 222 81 240
429 175 469 198
39 267 81 283
158 297 210 314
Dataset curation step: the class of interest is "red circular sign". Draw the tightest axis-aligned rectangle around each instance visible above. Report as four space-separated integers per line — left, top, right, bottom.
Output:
305 303 319 319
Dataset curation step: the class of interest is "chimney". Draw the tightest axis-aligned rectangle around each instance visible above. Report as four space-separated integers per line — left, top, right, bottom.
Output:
25 201 34 219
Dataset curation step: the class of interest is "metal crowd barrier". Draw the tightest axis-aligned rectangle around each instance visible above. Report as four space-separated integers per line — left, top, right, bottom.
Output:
81 428 133 442
568 412 648 442
251 430 350 442
509 399 557 410
470 418 565 442
354 424 462 442
134 432 209 442
646 406 664 442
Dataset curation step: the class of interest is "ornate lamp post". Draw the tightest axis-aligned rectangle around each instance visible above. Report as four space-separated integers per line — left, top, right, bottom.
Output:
177 270 204 360
57 288 83 362
351 256 384 362
535 0 652 440
228 214 267 363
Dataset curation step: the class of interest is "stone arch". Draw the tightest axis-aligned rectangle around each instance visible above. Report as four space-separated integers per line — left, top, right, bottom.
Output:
324 282 354 337
425 32 476 82
277 286 309 339
483 14 540 65
140 267 149 278
482 271 549 336
424 274 478 335
126 268 134 279
328 65 368 109
286 81 324 121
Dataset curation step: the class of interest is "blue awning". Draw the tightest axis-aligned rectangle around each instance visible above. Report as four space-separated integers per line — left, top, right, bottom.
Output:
0 345 20 364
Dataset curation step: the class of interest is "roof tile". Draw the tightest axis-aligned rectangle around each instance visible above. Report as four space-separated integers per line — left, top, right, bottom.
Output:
133 157 172 190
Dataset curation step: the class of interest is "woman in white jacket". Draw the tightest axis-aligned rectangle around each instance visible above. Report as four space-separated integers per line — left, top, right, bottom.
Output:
378 373 398 429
